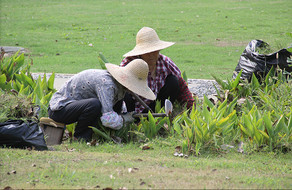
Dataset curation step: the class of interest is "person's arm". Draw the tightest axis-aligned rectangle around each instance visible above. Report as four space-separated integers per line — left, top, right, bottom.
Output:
100 111 123 130
96 80 125 130
177 77 195 109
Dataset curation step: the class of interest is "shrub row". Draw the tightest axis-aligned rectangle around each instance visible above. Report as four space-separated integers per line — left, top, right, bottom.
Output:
1 51 291 154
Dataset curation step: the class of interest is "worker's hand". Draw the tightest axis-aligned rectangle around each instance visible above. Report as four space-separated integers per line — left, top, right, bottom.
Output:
121 112 135 125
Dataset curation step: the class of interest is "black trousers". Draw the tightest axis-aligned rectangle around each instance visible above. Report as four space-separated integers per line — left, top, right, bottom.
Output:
48 98 102 142
124 74 179 112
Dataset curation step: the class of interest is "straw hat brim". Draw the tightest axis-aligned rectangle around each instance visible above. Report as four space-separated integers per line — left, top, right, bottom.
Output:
123 41 175 57
105 63 156 100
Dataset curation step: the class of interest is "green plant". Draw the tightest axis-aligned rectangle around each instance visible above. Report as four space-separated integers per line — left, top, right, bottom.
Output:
239 104 292 151
213 70 265 103
262 111 292 151
0 51 56 118
90 125 112 142
243 68 292 119
137 111 168 141
98 52 108 70
0 50 30 82
181 71 188 84
89 120 138 143
239 105 265 148
256 81 292 117
174 95 238 155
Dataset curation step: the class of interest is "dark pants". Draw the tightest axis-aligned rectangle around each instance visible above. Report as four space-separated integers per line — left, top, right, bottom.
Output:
48 98 102 142
124 74 179 112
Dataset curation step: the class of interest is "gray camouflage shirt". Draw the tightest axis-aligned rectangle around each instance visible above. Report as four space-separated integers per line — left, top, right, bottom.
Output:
49 69 126 114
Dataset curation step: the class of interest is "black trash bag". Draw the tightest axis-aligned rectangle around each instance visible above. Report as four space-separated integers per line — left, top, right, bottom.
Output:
233 39 292 82
0 120 48 150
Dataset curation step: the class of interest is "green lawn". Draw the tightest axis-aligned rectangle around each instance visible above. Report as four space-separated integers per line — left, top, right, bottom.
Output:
1 0 291 79
1 140 291 189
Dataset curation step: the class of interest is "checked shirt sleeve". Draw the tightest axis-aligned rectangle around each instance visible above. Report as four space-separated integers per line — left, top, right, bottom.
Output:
177 77 195 109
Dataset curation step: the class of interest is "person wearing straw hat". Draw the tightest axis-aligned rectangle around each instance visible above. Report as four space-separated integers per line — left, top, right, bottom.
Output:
48 59 155 142
120 27 195 113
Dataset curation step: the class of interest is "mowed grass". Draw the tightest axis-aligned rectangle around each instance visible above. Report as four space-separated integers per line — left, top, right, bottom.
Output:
0 1 292 189
0 0 291 79
1 140 291 189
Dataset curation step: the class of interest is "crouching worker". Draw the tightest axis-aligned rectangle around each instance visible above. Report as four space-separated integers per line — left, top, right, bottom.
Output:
48 59 156 142
121 27 195 113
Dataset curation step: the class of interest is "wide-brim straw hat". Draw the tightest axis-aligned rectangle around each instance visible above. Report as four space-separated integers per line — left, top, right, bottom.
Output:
123 27 175 57
105 59 156 100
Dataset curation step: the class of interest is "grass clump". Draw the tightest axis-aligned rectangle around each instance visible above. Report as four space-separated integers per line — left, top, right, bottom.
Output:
0 90 37 122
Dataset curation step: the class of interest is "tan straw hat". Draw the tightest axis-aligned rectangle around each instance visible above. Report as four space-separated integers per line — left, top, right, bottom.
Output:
123 27 175 57
105 59 156 100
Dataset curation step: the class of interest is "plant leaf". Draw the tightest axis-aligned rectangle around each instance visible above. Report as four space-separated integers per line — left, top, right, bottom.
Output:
274 115 285 135
89 126 111 141
47 72 55 90
259 130 269 139
231 69 242 89
263 113 274 137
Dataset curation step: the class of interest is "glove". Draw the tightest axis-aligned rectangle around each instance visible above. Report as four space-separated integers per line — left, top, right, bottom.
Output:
121 112 135 125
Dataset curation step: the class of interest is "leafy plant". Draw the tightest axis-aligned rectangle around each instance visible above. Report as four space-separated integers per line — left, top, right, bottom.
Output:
244 68 292 119
213 69 268 103
98 52 108 69
89 121 138 143
256 81 292 117
262 111 292 151
239 105 292 151
136 111 168 140
0 49 30 82
213 70 247 101
174 95 238 155
0 50 56 118
181 71 188 84
239 105 265 148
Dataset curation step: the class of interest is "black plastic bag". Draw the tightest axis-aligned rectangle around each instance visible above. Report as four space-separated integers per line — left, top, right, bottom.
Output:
0 120 48 150
233 39 292 82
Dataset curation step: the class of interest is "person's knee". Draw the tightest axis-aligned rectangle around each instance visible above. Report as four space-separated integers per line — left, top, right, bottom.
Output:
166 74 179 91
86 98 102 116
157 74 180 104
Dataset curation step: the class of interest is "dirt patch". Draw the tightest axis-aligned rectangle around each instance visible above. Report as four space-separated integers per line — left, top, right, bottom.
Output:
177 40 248 47
178 40 206 46
214 40 248 47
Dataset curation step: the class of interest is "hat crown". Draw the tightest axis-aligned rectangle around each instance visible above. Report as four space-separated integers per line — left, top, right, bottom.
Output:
136 27 160 47
123 27 174 57
105 59 155 100
125 59 148 81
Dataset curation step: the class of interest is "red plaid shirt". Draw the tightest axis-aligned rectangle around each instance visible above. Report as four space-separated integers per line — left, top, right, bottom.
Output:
120 54 194 112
